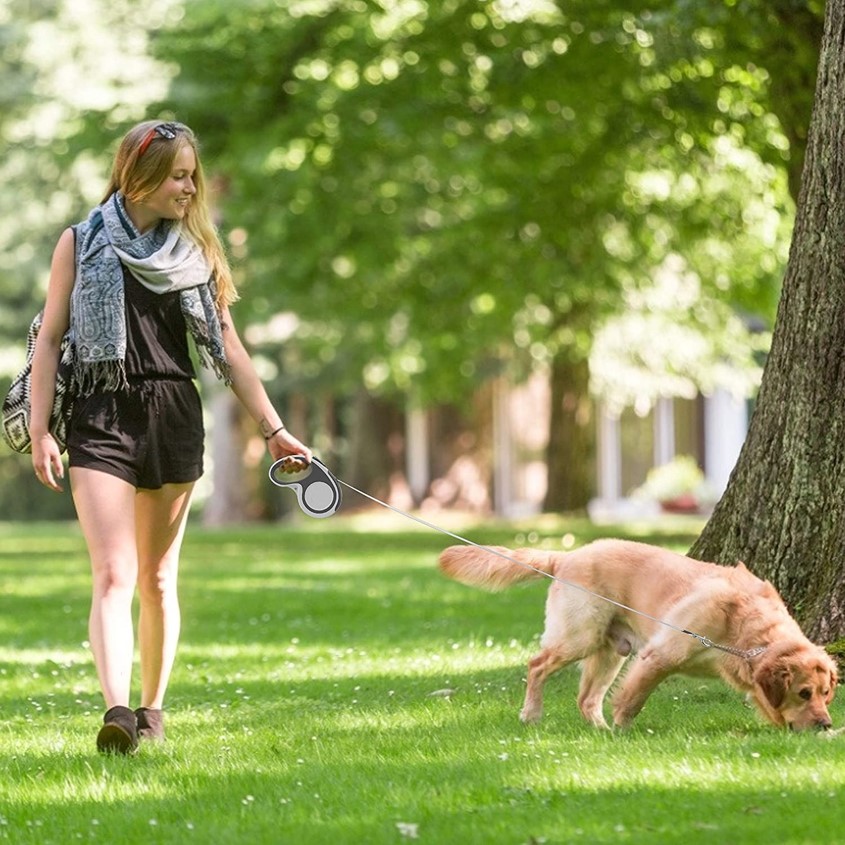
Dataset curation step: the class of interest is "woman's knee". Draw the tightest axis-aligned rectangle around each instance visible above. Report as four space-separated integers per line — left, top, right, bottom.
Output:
137 560 179 605
91 557 137 598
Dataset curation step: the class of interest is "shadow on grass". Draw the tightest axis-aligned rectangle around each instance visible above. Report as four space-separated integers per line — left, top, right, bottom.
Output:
1 781 838 845
0 695 840 845
0 658 778 745
0 520 702 649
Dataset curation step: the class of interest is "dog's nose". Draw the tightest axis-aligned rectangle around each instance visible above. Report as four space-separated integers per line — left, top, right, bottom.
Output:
816 717 832 731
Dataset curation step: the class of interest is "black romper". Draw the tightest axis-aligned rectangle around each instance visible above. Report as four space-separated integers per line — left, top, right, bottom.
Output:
67 268 205 489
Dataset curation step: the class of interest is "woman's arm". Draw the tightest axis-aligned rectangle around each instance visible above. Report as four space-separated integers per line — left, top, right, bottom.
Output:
30 227 76 492
220 305 313 463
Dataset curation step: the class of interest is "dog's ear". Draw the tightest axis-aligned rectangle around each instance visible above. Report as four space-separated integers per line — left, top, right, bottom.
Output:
755 660 792 708
826 662 839 704
735 560 749 572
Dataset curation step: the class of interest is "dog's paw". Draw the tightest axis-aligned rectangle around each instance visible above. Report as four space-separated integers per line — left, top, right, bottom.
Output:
519 707 543 724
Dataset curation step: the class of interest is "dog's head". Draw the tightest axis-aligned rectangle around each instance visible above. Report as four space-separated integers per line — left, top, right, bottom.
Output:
752 642 838 731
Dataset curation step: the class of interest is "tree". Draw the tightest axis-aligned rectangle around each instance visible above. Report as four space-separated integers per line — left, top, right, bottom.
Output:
0 0 180 519
690 0 845 642
145 0 795 510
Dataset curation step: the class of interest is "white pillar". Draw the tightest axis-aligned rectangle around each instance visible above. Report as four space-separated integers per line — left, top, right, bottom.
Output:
405 403 429 503
597 403 621 501
653 397 675 466
704 389 747 494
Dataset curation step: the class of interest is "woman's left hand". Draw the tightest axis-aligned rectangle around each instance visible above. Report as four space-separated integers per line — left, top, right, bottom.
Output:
266 428 313 465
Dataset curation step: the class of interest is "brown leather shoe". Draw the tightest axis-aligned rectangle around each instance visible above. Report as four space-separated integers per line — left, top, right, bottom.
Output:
96 705 138 754
135 707 165 741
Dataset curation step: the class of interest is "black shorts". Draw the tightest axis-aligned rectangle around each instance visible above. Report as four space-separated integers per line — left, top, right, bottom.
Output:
67 377 204 489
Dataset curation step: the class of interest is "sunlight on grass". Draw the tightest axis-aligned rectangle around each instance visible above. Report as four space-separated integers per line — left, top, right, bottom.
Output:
0 518 843 845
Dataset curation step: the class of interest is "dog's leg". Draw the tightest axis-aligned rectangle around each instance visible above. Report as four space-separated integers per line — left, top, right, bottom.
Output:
520 648 577 723
577 649 627 729
611 649 672 728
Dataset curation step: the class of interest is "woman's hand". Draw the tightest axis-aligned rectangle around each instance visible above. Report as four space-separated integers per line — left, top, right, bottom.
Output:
31 433 65 492
266 427 313 466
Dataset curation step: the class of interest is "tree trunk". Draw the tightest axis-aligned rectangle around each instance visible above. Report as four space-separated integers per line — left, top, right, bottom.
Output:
423 393 492 514
690 0 845 642
543 354 594 513
202 385 251 526
345 390 404 503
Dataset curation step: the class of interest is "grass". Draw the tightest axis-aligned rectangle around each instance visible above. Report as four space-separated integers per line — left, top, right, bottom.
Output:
0 514 843 844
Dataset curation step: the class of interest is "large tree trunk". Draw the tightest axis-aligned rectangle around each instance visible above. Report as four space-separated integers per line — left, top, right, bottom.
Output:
690 0 845 642
543 355 594 512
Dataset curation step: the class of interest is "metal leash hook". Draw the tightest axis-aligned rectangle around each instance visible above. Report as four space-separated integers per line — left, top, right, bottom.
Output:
268 455 342 519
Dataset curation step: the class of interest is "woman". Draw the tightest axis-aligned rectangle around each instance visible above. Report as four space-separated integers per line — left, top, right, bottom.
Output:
28 120 311 754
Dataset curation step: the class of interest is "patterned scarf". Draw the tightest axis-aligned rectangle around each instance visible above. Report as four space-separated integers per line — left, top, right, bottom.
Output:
71 192 231 396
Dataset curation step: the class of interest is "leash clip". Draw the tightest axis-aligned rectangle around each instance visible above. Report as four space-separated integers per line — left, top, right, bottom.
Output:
268 455 342 519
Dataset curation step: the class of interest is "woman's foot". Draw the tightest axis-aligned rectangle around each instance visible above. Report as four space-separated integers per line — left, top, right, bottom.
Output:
96 705 138 754
135 707 165 741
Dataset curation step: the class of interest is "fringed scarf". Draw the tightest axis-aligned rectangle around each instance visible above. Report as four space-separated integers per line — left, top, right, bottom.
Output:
71 192 231 396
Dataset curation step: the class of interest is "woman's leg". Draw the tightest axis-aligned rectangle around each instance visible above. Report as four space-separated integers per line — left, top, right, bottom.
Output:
70 467 139 709
135 482 194 710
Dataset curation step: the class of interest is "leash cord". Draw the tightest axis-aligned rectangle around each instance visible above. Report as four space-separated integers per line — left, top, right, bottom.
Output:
337 478 766 662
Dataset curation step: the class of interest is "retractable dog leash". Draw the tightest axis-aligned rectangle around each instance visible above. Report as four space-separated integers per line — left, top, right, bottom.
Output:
269 456 342 518
268 455 767 661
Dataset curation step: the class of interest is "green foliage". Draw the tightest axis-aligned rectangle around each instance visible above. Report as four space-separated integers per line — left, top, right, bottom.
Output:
0 2 823 515
0 2 809 406
0 0 174 359
145 0 796 403
590 255 773 412
0 519 843 844
632 454 716 506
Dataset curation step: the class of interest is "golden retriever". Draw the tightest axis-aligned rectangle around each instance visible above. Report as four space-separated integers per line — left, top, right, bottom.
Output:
438 539 837 731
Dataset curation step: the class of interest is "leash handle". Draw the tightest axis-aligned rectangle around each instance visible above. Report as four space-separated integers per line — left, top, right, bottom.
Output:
268 455 342 518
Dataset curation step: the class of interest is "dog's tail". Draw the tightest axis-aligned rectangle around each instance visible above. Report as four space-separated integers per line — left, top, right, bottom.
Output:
438 544 555 591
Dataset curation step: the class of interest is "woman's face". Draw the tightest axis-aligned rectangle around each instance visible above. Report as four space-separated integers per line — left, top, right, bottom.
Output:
132 144 198 230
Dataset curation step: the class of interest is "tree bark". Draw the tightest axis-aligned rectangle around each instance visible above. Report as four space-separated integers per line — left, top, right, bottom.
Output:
543 354 594 513
202 385 250 526
690 0 845 642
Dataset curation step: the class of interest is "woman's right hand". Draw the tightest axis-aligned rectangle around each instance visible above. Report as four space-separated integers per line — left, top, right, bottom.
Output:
29 227 75 495
32 433 65 492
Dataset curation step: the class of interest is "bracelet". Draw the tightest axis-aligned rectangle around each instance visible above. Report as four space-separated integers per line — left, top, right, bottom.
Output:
264 424 286 440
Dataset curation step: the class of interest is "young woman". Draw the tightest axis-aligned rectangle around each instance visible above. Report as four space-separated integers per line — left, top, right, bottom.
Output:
28 120 312 754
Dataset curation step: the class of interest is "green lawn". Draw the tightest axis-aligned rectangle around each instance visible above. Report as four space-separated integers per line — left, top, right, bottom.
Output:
0 515 842 844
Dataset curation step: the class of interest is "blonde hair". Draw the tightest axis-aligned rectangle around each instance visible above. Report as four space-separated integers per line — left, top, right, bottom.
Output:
101 120 238 309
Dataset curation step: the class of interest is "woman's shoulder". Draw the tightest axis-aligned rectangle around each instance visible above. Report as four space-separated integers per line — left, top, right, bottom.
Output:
54 226 77 258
